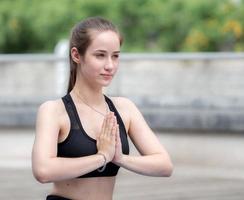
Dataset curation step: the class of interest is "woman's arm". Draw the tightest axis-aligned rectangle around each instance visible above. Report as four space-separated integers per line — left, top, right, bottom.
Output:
32 100 116 183
113 98 173 177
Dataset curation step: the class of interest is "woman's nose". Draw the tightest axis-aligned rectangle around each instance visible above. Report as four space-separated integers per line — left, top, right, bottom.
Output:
104 57 114 71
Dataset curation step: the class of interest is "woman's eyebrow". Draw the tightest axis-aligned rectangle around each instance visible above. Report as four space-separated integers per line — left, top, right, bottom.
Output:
94 49 107 53
94 50 120 54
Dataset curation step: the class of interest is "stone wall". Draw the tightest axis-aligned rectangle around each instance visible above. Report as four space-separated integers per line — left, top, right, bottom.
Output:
0 53 244 131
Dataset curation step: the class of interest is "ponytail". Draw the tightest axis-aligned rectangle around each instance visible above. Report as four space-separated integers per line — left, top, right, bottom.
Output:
67 53 77 93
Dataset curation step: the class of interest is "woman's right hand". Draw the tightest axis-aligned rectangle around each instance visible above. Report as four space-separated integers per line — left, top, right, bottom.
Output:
96 112 117 163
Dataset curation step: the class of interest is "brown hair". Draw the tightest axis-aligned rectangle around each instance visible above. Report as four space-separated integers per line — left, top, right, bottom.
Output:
67 16 123 93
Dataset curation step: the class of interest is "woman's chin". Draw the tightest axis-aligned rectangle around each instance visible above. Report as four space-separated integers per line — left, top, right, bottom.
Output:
99 79 113 87
101 81 112 87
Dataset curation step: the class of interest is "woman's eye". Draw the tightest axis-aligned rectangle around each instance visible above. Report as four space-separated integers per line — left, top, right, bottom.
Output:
113 54 119 59
96 54 105 58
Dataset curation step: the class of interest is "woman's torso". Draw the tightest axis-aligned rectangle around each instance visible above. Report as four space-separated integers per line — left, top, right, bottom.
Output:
49 94 130 199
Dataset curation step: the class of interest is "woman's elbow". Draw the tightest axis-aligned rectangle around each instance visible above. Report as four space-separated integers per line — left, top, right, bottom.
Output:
162 161 173 177
32 166 52 184
159 156 174 177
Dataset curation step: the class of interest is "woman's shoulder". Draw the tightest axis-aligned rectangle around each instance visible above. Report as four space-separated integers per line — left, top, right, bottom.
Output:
37 98 65 117
109 96 139 114
109 96 134 108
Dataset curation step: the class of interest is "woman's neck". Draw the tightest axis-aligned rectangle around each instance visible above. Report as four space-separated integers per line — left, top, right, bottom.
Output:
71 77 105 106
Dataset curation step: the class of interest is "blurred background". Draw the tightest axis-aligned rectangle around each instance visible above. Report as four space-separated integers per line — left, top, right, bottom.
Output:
0 0 244 199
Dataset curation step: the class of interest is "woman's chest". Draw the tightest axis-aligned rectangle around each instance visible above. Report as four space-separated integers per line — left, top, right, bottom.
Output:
59 111 129 153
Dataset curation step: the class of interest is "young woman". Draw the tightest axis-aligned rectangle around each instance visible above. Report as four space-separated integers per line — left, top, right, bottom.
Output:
32 16 173 200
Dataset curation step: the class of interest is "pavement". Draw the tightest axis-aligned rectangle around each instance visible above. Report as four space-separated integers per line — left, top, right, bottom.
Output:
0 128 244 200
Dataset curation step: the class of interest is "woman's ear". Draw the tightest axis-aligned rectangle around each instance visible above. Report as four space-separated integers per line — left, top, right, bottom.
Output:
71 47 81 64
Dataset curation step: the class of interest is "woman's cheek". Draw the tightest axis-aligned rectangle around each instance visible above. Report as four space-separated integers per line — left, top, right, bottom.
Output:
114 63 119 73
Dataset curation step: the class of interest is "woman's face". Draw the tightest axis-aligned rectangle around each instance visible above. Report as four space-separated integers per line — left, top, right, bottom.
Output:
80 30 121 87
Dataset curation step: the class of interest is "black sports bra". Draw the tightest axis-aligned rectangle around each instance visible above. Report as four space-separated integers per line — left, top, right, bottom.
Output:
58 94 129 178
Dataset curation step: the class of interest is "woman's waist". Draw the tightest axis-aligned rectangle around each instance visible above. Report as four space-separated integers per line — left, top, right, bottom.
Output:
51 176 116 200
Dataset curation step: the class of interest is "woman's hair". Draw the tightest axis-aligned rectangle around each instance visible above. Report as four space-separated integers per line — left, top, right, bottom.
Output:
67 16 123 93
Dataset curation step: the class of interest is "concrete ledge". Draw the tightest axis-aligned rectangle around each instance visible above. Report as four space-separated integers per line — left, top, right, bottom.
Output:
1 96 244 132
0 97 52 127
1 53 244 131
143 108 244 132
134 96 244 132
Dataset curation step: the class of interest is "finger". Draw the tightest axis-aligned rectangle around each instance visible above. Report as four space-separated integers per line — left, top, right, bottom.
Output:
110 124 116 143
111 115 118 136
106 114 115 138
100 114 108 135
116 125 121 145
100 115 108 140
114 115 117 125
111 122 117 137
103 112 112 137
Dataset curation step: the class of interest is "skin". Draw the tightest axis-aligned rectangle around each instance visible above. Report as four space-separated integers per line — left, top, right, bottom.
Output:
32 30 173 200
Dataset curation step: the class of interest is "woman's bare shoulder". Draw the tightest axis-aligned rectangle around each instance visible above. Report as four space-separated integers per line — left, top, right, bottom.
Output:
110 96 133 106
37 98 65 117
110 96 137 111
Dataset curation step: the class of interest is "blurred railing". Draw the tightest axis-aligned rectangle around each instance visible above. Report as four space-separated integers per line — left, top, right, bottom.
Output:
0 52 244 131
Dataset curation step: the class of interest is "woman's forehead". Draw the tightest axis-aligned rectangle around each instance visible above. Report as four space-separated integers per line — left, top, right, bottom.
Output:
88 30 120 51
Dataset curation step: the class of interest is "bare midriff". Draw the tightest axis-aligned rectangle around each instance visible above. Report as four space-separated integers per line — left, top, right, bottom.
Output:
51 176 116 200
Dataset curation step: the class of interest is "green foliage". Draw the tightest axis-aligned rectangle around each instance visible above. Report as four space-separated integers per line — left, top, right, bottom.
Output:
0 0 244 53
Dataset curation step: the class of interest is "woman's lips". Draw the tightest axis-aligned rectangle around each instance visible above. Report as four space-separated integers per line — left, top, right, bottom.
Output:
101 74 113 78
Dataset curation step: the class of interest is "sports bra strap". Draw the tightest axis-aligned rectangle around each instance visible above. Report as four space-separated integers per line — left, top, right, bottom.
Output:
62 94 80 130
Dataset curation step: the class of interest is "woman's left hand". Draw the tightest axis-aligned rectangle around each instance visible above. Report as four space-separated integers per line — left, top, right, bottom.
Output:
112 124 124 165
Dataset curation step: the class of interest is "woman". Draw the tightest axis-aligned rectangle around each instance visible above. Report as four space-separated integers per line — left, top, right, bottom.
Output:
32 16 173 200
